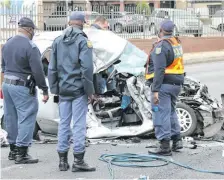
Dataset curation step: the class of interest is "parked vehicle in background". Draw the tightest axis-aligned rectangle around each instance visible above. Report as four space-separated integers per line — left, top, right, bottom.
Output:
106 11 148 33
210 10 224 32
149 8 203 37
43 11 101 31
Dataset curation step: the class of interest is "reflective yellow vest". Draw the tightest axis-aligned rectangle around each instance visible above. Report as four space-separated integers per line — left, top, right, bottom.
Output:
145 37 184 80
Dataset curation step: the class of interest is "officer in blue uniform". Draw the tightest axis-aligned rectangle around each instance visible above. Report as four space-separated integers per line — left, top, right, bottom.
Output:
146 20 185 156
48 11 96 172
1 17 49 164
90 16 116 94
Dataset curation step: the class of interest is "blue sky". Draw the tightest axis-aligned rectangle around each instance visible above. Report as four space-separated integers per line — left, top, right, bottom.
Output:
0 0 35 14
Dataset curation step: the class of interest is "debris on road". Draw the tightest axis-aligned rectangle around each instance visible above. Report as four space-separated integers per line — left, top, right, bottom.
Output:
0 128 8 147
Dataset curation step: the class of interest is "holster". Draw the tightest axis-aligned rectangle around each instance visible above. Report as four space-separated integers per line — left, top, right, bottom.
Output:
25 75 36 96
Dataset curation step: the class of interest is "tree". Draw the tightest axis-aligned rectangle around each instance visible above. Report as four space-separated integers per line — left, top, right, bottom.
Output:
136 1 151 16
0 0 11 9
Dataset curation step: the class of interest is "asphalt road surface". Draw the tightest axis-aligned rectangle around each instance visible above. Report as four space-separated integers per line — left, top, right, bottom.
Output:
1 61 224 179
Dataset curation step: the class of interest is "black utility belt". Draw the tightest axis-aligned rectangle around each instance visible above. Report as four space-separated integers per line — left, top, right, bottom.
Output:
147 80 182 86
4 78 27 87
163 82 182 86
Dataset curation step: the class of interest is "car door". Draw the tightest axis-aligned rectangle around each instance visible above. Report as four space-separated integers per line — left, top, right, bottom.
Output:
36 48 60 135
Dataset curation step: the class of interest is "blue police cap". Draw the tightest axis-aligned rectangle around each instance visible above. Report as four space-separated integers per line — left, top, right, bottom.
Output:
69 11 86 23
18 17 36 29
160 20 175 33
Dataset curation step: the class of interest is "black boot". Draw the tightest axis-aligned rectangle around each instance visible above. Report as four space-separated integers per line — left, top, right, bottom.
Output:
58 152 70 171
15 146 39 164
148 139 172 156
8 144 18 160
172 135 183 152
72 152 96 172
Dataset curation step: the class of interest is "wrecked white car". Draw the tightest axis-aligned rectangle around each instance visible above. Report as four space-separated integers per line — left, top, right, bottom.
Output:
0 29 224 139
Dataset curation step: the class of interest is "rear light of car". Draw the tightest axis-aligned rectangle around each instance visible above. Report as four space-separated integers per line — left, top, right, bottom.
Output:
0 89 3 99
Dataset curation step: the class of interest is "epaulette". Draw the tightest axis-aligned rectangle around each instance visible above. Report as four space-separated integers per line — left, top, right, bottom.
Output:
28 40 38 49
7 37 12 41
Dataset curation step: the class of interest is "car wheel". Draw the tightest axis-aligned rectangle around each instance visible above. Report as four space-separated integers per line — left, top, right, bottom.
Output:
218 24 224 32
44 23 47 31
150 24 156 35
33 122 40 140
1 115 40 140
114 24 122 33
194 34 202 37
176 102 197 137
1 115 5 130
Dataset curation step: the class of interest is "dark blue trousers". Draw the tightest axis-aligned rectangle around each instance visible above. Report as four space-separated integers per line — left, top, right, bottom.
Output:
151 84 181 140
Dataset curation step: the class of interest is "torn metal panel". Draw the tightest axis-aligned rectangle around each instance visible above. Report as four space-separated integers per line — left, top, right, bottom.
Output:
0 128 8 147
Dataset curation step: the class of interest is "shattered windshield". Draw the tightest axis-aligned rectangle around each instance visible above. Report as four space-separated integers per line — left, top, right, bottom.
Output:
115 42 148 75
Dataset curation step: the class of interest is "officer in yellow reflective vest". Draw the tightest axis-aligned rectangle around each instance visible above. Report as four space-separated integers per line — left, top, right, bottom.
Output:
145 20 185 156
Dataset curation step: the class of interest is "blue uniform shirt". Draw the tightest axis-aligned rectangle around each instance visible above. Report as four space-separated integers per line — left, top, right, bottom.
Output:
48 26 95 100
1 34 48 95
148 35 184 92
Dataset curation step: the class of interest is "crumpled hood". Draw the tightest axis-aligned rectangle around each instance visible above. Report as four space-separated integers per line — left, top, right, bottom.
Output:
33 29 146 75
62 26 84 45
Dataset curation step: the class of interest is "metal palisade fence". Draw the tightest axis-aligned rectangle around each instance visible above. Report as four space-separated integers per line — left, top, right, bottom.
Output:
0 2 224 43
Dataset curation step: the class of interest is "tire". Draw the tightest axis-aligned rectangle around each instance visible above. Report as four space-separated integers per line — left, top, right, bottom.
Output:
33 122 40 140
194 34 202 37
218 24 224 32
114 24 122 33
1 115 40 140
176 102 198 137
1 115 5 130
44 23 47 31
150 24 156 35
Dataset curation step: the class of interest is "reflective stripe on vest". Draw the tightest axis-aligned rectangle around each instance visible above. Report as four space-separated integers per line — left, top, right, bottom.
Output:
145 37 184 80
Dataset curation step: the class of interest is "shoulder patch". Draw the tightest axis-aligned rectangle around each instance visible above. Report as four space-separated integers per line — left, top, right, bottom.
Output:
87 41 93 48
155 47 161 55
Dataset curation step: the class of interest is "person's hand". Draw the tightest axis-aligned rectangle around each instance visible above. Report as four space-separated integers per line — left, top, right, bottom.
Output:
42 95 49 104
153 92 159 105
88 95 95 104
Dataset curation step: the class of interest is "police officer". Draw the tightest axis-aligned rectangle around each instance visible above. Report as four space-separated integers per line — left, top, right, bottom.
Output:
145 20 184 156
1 17 49 163
91 16 116 94
48 11 96 172
91 16 109 30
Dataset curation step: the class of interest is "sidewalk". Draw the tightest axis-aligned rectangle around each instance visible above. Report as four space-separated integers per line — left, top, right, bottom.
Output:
184 50 224 65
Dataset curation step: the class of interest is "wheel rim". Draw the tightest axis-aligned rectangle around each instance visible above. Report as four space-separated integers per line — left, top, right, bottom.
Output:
115 25 121 33
176 108 193 133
